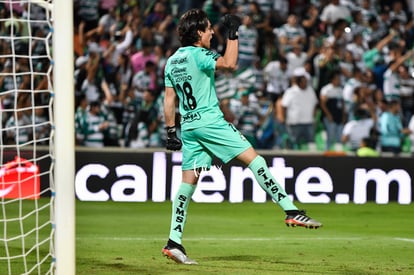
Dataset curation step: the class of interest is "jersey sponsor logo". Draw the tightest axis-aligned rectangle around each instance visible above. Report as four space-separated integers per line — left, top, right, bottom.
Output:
201 49 220 60
171 57 188 65
171 67 192 83
171 67 187 74
175 75 192 82
181 111 201 123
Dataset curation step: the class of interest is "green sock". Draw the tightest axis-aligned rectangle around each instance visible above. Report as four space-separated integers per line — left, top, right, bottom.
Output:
169 182 196 244
248 155 298 211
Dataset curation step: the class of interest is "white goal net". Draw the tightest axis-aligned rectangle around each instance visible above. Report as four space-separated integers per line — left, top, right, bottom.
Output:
0 1 74 274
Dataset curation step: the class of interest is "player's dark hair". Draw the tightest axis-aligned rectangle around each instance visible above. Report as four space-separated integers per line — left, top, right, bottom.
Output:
177 9 209 46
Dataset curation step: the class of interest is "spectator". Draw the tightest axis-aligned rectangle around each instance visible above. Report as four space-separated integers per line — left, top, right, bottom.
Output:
96 6 117 41
237 13 258 70
319 0 351 35
124 90 159 148
388 18 406 49
121 83 142 137
101 103 120 146
79 101 110 148
75 0 100 33
75 94 89 145
301 3 320 47
276 14 306 54
363 32 399 93
74 55 89 97
272 95 291 149
359 0 378 27
263 55 289 104
4 111 31 145
324 18 350 50
408 114 414 156
230 89 263 148
32 103 50 145
338 49 355 85
346 32 368 70
356 137 380 157
316 44 341 96
342 67 365 119
363 15 388 47
349 85 378 133
130 40 157 74
4 93 32 145
379 100 410 155
281 68 318 150
0 59 23 112
398 65 414 126
131 60 158 99
383 49 414 101
363 31 396 71
103 17 134 68
286 42 315 76
81 42 104 102
117 52 133 100
341 108 375 152
319 71 345 151
142 0 175 46
389 0 408 25
349 10 366 38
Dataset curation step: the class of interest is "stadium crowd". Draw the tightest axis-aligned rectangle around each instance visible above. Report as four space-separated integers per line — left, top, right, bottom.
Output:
2 0 414 157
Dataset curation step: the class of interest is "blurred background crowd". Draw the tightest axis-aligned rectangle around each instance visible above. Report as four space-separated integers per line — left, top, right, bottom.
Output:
2 0 414 157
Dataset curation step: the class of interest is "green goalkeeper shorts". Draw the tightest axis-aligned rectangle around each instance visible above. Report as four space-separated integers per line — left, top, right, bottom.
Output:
181 119 252 171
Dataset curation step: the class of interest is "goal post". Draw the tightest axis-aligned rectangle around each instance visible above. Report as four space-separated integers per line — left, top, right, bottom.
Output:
0 0 75 274
53 0 75 274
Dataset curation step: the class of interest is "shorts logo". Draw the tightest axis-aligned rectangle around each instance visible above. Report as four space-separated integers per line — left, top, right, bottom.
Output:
192 161 222 177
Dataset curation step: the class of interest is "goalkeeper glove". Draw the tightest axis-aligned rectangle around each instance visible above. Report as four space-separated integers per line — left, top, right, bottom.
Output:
165 126 182 151
221 14 242 40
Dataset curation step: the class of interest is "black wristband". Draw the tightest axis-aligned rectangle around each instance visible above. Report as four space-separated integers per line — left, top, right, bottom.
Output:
166 126 176 135
228 32 238 40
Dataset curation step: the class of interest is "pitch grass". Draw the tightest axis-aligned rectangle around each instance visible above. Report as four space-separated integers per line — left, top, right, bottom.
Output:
76 201 414 275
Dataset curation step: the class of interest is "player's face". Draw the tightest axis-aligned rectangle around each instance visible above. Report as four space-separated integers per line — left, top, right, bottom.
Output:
199 21 213 49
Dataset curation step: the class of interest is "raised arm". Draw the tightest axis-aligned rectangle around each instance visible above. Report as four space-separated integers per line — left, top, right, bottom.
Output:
215 14 241 71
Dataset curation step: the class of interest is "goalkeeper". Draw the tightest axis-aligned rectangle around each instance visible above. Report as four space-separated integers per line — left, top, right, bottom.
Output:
162 8 322 265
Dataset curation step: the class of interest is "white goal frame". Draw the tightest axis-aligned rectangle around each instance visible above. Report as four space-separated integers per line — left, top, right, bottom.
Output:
51 0 75 274
2 0 75 273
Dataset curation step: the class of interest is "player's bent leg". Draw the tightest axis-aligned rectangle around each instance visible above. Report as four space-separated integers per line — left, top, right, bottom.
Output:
246 154 323 229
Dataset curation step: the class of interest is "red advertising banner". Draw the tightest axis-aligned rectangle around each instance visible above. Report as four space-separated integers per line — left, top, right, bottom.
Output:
0 157 40 199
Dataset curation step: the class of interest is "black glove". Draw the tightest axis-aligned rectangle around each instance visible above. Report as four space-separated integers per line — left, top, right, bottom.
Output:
221 14 242 40
166 126 182 151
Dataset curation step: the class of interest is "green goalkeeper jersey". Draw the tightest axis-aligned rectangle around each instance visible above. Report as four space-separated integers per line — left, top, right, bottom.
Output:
164 46 223 131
